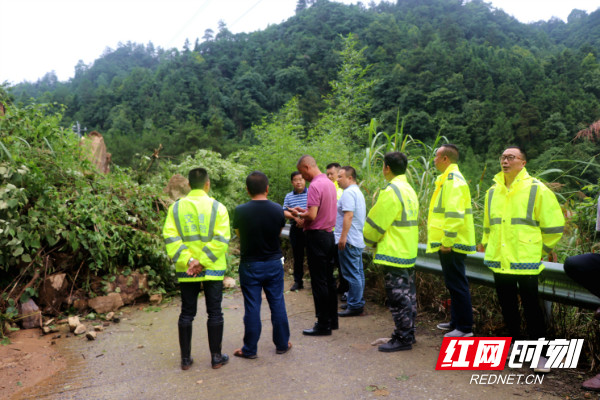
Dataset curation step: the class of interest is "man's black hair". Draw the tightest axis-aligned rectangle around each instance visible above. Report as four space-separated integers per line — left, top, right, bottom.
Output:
340 166 357 181
383 152 408 176
439 144 459 163
246 171 269 196
290 171 302 180
326 162 341 170
188 168 208 190
505 146 527 161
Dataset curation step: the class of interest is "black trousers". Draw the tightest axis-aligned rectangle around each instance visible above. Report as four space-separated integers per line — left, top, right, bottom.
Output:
305 230 337 327
289 224 306 284
439 250 473 332
179 280 224 327
564 253 600 299
493 273 545 340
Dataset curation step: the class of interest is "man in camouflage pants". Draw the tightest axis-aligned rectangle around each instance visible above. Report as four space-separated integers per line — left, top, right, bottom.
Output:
364 152 419 352
384 269 417 345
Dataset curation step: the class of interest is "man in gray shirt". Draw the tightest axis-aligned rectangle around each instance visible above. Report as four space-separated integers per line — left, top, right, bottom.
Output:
335 166 367 317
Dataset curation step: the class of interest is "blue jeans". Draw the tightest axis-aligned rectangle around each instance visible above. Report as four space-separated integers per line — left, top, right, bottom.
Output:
338 244 365 310
239 258 290 355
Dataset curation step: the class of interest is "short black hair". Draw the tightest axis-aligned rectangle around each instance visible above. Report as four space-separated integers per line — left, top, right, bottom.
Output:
505 146 527 161
340 166 357 181
246 171 269 196
384 152 408 175
290 171 302 181
326 162 341 170
439 144 459 163
188 168 208 190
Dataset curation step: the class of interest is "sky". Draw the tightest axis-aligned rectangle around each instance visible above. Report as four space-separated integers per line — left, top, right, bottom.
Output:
1 0 599 85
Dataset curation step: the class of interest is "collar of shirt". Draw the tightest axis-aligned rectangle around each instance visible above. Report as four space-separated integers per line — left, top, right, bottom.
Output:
186 189 209 198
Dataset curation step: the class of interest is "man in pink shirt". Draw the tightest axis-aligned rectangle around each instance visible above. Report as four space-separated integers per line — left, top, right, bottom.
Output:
293 155 338 336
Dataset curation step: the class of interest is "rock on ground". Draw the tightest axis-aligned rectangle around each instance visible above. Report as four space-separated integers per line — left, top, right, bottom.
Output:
88 293 124 314
19 299 42 329
68 316 80 332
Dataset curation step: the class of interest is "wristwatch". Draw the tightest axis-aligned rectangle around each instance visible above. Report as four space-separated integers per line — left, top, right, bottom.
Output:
188 257 196 266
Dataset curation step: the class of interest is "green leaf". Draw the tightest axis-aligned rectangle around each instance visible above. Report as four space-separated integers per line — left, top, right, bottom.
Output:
21 254 32 263
0 141 13 161
20 292 31 303
12 246 24 257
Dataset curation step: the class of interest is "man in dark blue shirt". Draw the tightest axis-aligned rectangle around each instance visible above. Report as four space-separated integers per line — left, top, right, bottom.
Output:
232 171 291 358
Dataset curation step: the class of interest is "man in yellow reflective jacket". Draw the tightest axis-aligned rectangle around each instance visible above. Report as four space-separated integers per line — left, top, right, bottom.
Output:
427 144 476 338
482 146 564 373
163 168 230 370
364 152 419 352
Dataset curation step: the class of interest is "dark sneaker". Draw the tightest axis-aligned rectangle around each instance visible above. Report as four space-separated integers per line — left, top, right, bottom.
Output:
302 322 332 336
338 308 364 317
211 353 229 369
378 337 412 352
290 282 303 291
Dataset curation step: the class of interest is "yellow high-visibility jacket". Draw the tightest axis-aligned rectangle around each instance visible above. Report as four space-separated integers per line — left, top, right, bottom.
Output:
334 180 343 200
163 189 230 282
482 168 564 275
363 175 419 268
426 164 476 254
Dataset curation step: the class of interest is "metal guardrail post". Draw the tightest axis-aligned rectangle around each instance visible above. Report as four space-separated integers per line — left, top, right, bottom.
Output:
281 225 600 310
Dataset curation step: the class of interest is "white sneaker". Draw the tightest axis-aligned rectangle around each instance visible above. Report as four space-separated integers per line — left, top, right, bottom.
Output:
436 322 453 331
444 329 474 338
533 356 551 373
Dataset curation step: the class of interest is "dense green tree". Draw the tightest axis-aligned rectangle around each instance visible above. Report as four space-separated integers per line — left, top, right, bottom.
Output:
7 0 600 171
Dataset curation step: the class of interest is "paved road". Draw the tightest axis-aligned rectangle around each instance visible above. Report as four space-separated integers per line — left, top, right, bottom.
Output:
16 277 562 400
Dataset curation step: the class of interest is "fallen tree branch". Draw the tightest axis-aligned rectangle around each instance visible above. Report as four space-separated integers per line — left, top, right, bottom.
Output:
3 246 46 300
14 269 41 303
68 259 86 304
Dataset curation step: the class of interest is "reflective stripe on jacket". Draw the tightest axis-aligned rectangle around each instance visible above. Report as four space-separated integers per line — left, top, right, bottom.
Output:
163 189 230 282
363 174 419 268
426 164 476 254
482 168 564 275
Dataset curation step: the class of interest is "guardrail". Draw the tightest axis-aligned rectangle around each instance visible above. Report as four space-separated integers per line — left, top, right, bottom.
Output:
281 225 600 310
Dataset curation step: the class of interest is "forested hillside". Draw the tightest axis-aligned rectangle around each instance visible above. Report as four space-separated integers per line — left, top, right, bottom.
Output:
8 0 600 178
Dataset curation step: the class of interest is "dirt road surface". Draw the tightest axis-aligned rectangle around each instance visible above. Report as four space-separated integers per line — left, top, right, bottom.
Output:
11 278 575 400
